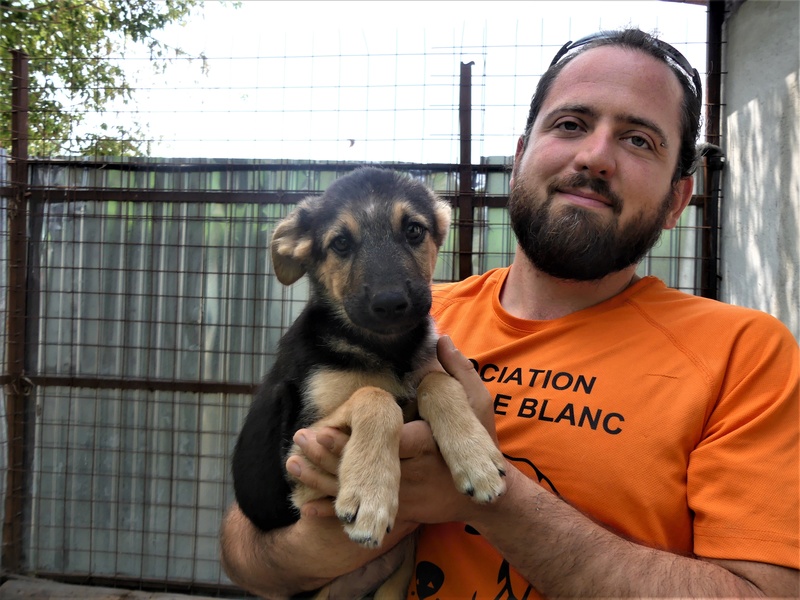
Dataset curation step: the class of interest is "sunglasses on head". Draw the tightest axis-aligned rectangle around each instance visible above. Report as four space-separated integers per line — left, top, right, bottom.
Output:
550 31 703 102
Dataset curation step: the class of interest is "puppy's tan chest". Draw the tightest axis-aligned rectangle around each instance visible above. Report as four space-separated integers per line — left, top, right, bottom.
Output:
303 368 416 419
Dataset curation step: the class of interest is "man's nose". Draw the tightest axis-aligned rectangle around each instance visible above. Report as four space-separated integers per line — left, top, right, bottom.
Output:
572 130 617 179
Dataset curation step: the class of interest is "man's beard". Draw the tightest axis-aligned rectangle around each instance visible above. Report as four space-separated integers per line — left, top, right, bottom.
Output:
509 172 673 281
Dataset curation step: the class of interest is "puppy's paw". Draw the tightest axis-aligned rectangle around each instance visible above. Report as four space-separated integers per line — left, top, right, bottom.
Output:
452 452 506 504
335 477 399 548
442 433 507 504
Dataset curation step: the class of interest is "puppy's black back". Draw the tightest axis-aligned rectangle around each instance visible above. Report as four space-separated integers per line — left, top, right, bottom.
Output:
231 318 312 530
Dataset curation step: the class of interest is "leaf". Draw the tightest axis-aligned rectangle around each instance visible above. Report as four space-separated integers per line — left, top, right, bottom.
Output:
1 0 222 157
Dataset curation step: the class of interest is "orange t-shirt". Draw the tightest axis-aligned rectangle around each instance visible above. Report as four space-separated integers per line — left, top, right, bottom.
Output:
409 268 799 600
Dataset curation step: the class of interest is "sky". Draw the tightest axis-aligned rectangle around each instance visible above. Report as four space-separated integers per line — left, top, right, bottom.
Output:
113 0 709 162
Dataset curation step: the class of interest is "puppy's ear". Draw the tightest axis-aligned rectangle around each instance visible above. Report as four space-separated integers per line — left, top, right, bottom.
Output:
270 198 317 285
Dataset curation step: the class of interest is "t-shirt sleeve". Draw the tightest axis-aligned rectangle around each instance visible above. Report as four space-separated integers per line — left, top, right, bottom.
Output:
688 316 799 568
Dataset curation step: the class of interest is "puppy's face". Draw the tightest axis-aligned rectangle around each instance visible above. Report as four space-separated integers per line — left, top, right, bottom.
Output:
271 168 451 335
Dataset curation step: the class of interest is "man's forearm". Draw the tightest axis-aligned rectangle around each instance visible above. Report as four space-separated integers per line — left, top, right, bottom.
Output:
469 467 792 598
220 503 414 598
220 503 366 597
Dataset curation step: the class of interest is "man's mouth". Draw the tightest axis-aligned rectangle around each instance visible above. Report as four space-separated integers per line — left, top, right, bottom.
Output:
556 187 615 210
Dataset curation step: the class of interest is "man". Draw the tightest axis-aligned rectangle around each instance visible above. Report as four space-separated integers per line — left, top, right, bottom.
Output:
220 28 799 598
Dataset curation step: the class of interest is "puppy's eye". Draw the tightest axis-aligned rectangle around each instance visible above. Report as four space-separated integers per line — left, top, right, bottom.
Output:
405 222 426 245
330 235 352 256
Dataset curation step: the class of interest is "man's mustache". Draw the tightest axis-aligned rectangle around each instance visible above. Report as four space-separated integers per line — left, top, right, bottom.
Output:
548 173 623 215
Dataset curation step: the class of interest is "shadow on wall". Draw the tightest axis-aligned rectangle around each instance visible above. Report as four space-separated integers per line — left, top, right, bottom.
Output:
722 0 799 341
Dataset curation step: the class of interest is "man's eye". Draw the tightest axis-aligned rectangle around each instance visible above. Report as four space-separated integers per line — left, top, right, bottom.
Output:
405 222 426 244
626 134 653 150
330 235 351 255
557 120 581 132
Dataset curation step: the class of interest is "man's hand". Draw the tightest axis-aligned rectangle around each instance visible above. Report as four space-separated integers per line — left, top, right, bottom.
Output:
286 428 343 509
288 335 504 526
434 335 499 443
284 418 420 598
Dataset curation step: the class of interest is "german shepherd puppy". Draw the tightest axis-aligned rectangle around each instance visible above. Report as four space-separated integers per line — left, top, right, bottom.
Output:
231 167 506 596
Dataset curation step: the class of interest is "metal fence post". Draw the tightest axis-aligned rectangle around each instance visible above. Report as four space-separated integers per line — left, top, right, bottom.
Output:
700 1 726 300
457 61 474 281
3 49 31 572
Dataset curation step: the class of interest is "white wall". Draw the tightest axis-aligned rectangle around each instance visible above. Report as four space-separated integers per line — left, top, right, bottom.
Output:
721 0 799 341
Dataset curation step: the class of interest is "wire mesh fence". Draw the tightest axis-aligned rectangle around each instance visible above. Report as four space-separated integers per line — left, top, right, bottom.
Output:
1 3 714 595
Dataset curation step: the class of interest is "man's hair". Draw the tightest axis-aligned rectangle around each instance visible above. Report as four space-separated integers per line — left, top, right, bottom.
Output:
521 28 702 182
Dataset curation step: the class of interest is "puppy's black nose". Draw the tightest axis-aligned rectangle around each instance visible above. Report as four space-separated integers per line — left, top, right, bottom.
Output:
370 290 410 319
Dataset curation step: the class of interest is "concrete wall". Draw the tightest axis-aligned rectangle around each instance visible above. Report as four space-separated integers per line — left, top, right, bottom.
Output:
720 0 799 340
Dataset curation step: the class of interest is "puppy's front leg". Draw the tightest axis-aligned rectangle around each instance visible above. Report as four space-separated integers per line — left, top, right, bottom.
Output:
417 371 506 503
319 386 404 548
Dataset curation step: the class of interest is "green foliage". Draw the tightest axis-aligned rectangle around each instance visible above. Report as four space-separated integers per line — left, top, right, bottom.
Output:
1 0 206 157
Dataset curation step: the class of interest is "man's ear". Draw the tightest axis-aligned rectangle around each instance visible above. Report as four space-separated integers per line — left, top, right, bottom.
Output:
509 135 526 189
431 196 452 247
664 176 694 230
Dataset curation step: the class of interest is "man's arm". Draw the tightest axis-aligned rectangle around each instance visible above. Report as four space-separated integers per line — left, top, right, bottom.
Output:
219 501 355 598
219 498 414 598
466 464 799 598
438 339 800 597
290 424 799 599
224 336 799 598
400 337 800 597
295 337 800 598
219 423 419 599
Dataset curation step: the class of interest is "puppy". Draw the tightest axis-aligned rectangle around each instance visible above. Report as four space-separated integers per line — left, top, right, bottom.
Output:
231 167 506 597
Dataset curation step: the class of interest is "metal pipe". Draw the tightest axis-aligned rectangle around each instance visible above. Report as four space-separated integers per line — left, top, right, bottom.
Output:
3 48 31 573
